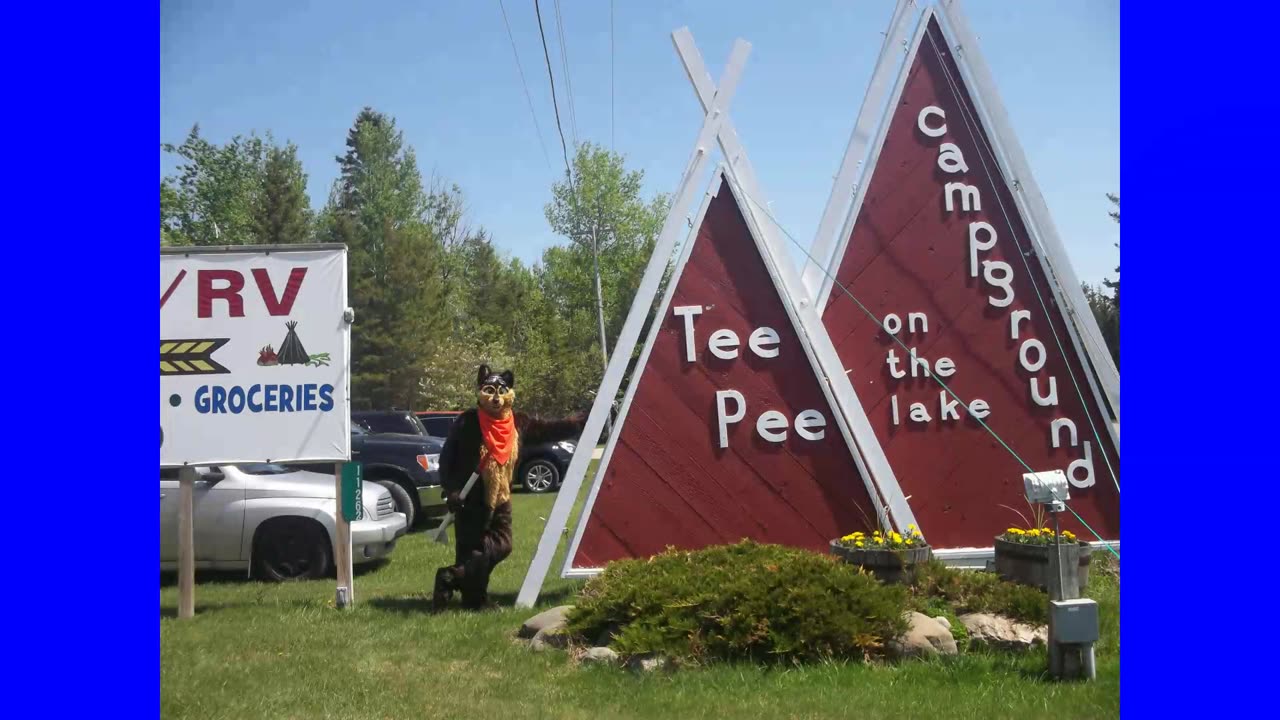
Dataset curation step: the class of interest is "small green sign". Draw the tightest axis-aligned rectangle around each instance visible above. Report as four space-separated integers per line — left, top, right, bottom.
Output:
341 462 363 522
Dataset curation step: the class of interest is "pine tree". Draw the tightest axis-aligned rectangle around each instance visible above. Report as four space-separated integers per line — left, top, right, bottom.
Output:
255 143 312 244
323 108 447 409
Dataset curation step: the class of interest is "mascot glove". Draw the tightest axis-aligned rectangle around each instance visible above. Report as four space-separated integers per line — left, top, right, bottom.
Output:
446 491 464 515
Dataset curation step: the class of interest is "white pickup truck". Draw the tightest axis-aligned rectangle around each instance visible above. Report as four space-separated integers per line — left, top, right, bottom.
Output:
160 463 407 581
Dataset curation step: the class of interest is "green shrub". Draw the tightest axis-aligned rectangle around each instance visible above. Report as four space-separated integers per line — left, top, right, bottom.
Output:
565 540 909 665
906 561 1048 624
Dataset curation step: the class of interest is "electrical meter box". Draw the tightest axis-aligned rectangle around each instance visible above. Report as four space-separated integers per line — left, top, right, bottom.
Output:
1049 598 1099 644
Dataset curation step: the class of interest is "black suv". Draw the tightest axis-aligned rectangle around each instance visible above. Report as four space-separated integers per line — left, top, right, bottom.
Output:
297 424 442 528
352 410 430 437
417 410 577 493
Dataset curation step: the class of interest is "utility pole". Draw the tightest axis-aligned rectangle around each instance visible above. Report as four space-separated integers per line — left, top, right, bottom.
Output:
589 210 613 438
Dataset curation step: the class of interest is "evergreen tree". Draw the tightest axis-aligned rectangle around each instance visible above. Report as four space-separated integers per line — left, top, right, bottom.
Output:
1085 193 1120 367
255 143 312 244
323 108 447 409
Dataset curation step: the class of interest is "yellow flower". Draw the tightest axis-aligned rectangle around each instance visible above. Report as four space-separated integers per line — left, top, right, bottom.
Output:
907 524 917 531
855 541 864 548
1028 529 1041 537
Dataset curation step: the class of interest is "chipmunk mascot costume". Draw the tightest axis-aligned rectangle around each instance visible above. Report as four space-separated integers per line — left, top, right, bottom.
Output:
432 365 585 611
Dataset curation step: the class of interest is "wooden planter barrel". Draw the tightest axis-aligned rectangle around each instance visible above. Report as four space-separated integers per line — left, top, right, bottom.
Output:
992 537 1092 595
829 541 932 584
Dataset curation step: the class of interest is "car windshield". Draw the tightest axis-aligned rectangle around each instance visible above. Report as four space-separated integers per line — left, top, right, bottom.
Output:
358 413 424 435
236 463 298 475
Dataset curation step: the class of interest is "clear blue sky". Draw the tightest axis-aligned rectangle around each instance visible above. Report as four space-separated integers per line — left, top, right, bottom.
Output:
160 0 1119 285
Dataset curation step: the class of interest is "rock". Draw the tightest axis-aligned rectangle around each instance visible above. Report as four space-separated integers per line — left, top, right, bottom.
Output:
958 613 1047 652
582 647 620 665
888 612 959 659
532 625 572 650
519 605 574 639
933 616 952 630
626 654 673 673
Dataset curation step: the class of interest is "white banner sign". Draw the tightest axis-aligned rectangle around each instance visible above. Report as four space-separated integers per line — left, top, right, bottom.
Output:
160 245 350 467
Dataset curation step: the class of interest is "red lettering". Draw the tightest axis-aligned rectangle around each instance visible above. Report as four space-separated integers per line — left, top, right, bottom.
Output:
252 267 308 316
160 269 186 309
197 270 245 318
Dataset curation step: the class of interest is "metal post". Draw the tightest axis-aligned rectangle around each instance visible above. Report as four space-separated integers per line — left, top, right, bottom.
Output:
177 466 197 619
1051 510 1065 601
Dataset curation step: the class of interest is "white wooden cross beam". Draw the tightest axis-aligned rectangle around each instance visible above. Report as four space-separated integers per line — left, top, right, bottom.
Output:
515 36 753 609
673 28 919 536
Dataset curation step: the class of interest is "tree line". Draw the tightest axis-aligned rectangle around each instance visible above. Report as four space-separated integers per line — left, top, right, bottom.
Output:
1083 193 1120 367
161 108 668 416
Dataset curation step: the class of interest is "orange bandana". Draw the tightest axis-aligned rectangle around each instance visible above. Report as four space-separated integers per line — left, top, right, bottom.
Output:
477 410 515 466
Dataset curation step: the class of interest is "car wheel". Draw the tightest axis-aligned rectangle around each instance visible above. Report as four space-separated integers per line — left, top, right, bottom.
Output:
376 480 416 528
253 518 331 582
522 458 559 493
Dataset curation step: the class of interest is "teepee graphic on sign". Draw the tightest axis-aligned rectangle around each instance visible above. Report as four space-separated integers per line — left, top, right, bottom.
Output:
561 169 892 573
801 1 1119 552
277 321 309 365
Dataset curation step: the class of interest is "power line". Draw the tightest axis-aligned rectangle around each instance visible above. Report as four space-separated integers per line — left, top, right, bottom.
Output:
726 176 1118 560
552 0 578 145
496 0 554 175
534 0 573 180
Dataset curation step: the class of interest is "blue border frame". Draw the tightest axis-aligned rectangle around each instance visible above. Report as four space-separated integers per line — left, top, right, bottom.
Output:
1122 1 1276 715
3 1 153 716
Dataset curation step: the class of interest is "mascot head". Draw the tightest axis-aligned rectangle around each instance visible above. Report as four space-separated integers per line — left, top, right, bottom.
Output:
476 364 515 418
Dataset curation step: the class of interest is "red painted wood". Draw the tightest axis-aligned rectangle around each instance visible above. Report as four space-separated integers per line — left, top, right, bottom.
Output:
571 179 881 570
820 18 1119 548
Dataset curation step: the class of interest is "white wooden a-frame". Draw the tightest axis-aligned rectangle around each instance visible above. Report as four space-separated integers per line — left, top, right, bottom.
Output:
672 27 917 535
559 161 908 578
800 0 1121 455
515 36 752 609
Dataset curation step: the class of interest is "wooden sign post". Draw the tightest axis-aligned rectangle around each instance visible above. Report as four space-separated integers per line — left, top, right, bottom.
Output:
334 462 356 608
177 466 197 619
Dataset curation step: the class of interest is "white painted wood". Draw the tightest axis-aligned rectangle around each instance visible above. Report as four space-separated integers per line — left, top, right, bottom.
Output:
678 28 918 535
560 176 719 577
672 29 780 250
802 0 920 301
930 2 1121 466
334 463 353 608
515 38 753 609
721 169 916 534
178 466 196 619
808 6 931 310
936 0 1119 425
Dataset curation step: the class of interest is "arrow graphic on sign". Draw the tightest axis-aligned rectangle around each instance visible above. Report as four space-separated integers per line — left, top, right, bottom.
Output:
160 338 230 376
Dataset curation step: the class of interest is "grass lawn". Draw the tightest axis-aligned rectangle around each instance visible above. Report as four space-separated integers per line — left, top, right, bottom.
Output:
161 469 1119 720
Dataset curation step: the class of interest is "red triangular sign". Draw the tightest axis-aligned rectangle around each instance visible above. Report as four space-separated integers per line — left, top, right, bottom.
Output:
817 15 1119 548
567 172 882 571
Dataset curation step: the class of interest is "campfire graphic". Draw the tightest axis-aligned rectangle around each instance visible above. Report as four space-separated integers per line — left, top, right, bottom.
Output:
257 321 330 367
